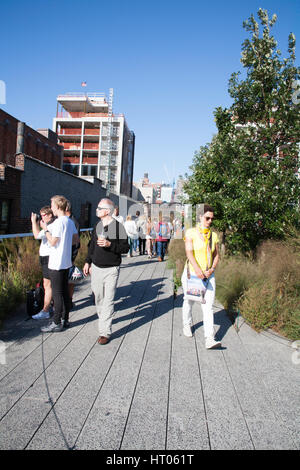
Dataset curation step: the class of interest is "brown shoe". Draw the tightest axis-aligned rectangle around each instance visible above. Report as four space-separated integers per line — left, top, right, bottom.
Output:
158 257 162 262
98 336 110 345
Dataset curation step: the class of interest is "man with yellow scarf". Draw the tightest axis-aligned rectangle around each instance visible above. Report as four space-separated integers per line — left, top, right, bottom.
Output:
181 204 221 349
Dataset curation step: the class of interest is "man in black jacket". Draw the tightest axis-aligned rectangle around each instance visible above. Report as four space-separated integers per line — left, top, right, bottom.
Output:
83 198 129 345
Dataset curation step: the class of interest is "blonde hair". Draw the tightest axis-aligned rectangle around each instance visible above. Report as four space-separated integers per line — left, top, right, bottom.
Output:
126 215 132 221
51 195 68 212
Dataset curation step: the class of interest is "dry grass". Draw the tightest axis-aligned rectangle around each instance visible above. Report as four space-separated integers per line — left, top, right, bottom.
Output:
215 256 258 311
167 239 186 292
237 239 300 339
0 233 91 327
167 233 300 340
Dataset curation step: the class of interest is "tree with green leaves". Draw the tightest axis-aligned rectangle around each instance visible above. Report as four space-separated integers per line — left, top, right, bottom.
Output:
184 9 300 254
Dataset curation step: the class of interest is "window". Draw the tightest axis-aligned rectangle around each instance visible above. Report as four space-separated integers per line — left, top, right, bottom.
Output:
90 165 97 176
0 200 10 234
82 202 91 228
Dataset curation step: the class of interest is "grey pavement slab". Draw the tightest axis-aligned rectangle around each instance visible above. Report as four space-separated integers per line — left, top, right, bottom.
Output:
166 297 210 450
191 304 254 450
0 254 299 450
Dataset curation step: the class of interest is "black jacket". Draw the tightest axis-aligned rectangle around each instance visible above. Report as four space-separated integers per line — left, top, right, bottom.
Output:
86 219 129 268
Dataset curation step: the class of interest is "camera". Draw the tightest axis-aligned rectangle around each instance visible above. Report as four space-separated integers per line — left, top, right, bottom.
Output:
33 213 41 222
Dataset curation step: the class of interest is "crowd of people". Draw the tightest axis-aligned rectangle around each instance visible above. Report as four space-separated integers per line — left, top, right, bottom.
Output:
123 210 173 261
31 197 221 349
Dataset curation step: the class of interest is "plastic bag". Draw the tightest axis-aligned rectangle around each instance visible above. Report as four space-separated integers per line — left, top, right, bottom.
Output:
185 274 208 303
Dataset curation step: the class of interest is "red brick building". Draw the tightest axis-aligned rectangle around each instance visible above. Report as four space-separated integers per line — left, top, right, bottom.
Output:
0 108 63 168
0 108 63 233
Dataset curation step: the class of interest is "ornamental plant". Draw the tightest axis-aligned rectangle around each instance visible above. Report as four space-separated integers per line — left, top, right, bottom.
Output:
184 9 300 254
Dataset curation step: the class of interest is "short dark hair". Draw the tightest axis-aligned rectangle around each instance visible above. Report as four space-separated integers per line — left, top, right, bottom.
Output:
40 206 53 216
203 204 214 214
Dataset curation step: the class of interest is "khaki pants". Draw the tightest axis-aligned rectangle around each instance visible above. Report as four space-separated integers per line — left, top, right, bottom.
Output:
91 264 119 337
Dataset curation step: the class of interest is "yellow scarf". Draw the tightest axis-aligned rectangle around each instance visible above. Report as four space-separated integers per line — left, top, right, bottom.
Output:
197 225 212 270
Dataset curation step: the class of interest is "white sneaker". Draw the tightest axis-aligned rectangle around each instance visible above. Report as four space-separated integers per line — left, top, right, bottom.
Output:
41 321 63 333
183 325 193 337
205 337 221 349
32 310 50 320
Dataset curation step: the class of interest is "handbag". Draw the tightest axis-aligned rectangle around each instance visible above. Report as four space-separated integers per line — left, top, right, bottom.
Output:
185 231 214 302
185 260 208 303
68 265 84 284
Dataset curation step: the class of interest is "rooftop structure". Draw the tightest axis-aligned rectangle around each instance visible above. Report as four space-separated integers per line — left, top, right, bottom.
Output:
53 90 135 197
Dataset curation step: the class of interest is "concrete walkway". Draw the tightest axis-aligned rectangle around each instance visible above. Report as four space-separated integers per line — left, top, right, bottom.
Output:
0 255 299 450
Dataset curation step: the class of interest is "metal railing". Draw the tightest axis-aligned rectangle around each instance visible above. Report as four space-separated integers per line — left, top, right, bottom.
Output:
0 228 93 241
57 93 107 99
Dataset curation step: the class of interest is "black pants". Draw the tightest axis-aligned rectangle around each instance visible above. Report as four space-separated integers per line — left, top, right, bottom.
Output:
139 238 146 255
48 268 70 324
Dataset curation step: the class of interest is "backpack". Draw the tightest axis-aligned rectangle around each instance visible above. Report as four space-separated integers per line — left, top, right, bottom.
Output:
159 223 170 238
26 282 44 317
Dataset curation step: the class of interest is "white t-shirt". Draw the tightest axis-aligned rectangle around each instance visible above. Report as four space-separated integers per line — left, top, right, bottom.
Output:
48 216 77 270
37 221 54 257
124 220 138 239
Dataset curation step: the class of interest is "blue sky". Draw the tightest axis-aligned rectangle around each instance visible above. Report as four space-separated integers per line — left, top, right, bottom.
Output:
1 0 299 184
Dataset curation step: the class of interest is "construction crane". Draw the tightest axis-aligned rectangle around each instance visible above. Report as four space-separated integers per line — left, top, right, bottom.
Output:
106 88 114 195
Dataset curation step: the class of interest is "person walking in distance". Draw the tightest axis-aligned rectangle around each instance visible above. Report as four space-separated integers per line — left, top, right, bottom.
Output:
40 195 79 332
145 216 154 259
124 215 139 257
181 204 221 349
155 217 170 261
31 206 56 319
83 199 129 345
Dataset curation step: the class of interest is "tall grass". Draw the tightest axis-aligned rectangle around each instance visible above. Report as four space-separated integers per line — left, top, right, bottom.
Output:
0 232 91 328
167 239 186 293
0 237 41 326
167 232 300 340
215 237 300 340
236 238 300 340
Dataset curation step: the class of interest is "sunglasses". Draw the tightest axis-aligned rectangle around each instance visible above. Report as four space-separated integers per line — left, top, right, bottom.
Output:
97 206 110 210
204 216 214 221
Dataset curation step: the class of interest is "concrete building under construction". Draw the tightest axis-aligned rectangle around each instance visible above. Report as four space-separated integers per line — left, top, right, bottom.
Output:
53 89 135 197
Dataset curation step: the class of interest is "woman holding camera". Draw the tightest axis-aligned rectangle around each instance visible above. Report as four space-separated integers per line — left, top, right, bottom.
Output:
31 206 55 319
